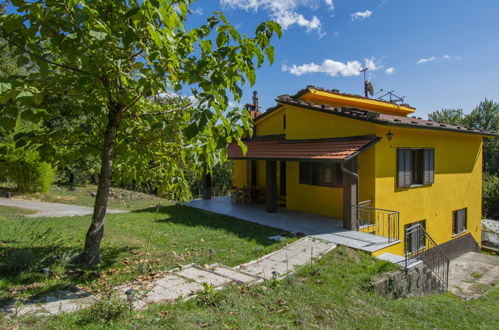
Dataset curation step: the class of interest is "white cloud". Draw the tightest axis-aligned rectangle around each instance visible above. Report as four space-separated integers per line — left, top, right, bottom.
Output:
220 0 334 36
351 10 372 20
282 59 361 77
364 57 379 70
324 0 335 10
190 7 203 15
442 54 461 61
416 56 436 64
282 57 383 77
385 67 395 75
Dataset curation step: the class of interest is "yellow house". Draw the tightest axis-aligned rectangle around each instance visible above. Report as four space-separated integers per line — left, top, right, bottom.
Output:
227 86 496 262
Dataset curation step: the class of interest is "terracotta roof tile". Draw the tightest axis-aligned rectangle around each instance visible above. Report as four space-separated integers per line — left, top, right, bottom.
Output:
228 136 379 160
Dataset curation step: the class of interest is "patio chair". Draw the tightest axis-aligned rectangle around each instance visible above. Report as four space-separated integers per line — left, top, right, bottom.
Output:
230 187 238 204
242 188 251 205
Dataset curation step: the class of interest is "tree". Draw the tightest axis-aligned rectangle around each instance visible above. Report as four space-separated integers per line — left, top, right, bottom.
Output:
428 100 498 175
464 99 499 176
0 0 281 264
427 108 464 126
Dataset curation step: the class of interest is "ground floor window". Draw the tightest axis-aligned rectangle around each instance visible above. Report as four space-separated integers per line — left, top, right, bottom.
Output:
452 208 467 235
405 220 426 254
299 162 343 187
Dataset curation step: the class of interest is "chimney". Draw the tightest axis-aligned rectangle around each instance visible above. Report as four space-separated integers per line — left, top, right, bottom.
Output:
245 90 262 119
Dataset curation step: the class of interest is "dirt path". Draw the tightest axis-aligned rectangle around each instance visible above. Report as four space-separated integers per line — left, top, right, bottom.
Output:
0 198 126 217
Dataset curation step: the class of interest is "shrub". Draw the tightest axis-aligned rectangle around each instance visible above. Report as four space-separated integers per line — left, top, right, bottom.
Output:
483 173 499 220
3 149 55 194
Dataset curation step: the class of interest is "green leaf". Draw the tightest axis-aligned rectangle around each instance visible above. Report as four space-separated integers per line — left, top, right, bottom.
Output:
124 7 140 19
0 82 12 94
89 30 108 41
0 117 16 131
265 46 275 64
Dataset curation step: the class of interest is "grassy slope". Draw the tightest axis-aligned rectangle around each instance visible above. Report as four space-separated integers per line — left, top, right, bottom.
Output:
0 204 296 306
7 247 498 329
5 184 167 210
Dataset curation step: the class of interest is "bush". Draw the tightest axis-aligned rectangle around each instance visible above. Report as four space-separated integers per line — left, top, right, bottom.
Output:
3 149 55 194
483 174 499 220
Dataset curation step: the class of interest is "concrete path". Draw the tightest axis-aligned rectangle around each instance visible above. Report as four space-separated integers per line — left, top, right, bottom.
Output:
448 252 499 299
0 198 125 217
186 197 398 253
2 237 336 316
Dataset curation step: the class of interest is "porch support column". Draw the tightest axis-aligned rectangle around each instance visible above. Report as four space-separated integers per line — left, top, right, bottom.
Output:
202 172 212 200
246 160 252 188
342 158 358 230
265 160 277 213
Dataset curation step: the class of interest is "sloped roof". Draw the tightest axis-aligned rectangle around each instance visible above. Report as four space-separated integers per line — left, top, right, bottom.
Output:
293 85 415 109
274 96 497 137
228 135 380 161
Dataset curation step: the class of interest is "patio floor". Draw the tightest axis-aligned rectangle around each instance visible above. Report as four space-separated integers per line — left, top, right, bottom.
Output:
185 197 399 253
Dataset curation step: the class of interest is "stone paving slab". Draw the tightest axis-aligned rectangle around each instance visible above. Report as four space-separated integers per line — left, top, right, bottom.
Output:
176 266 233 287
2 289 97 317
449 252 499 299
211 265 262 283
2 237 337 316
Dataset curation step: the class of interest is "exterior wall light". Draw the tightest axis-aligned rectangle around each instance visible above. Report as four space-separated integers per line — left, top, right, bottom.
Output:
386 131 394 141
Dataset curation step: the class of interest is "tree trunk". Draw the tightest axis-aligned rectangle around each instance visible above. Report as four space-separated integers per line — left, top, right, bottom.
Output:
80 107 122 265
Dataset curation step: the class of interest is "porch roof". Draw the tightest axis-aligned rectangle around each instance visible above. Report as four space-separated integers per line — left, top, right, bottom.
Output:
228 135 380 161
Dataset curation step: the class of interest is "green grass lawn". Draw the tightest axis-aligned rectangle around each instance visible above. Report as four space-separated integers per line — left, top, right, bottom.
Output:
0 204 296 308
4 246 498 329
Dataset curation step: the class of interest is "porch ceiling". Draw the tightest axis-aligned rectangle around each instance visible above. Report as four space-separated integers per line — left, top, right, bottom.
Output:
228 135 380 161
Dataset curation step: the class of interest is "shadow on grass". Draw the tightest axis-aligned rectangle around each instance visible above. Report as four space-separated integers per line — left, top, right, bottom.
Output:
132 204 287 246
0 245 135 307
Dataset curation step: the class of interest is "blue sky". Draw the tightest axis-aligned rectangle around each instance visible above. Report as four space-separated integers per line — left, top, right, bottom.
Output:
187 0 499 117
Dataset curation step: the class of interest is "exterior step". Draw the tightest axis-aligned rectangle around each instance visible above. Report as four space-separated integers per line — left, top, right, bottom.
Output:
175 265 233 287
210 264 264 283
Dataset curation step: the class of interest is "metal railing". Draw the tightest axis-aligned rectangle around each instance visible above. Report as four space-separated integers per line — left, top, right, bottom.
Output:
404 224 450 289
354 203 400 243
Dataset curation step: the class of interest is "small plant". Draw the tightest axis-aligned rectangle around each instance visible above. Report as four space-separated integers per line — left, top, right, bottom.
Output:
196 282 223 307
80 295 129 324
471 272 483 280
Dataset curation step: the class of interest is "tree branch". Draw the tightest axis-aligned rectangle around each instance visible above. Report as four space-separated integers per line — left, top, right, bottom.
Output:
0 34 88 74
139 103 192 117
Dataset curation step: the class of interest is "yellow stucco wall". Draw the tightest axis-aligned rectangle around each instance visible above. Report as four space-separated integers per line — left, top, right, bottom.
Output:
286 161 343 219
371 126 483 256
255 108 286 136
237 102 483 256
285 105 376 139
233 160 247 188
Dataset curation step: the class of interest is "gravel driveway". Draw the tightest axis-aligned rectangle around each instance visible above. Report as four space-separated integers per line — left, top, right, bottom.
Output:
0 198 126 217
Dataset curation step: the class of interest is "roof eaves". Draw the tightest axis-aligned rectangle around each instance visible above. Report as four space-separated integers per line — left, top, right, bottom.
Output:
343 136 381 162
277 97 497 137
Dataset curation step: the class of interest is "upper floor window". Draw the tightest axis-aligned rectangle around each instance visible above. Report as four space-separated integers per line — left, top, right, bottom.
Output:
397 148 434 188
299 162 343 187
452 208 467 235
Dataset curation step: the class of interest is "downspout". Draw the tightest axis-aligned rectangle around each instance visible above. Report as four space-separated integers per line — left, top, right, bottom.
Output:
341 160 359 230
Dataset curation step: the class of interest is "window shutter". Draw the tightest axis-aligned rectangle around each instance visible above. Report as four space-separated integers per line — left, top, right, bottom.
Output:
458 209 466 233
452 211 457 234
299 162 313 184
423 148 435 184
398 149 412 188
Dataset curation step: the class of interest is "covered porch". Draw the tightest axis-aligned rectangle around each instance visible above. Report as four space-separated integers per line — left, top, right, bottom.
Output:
186 196 398 253
225 134 381 231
